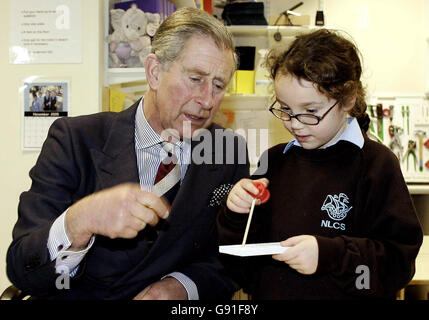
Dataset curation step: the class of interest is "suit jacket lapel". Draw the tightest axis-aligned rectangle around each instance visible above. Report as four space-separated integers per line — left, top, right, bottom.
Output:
90 102 140 189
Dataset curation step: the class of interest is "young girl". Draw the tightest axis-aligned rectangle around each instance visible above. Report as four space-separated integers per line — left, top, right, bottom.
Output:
217 29 423 299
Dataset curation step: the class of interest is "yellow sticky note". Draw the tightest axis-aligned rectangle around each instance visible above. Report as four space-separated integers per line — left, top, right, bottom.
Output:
109 89 127 112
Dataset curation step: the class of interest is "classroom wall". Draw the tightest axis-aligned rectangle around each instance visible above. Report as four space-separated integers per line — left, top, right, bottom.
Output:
425 0 429 95
0 1 104 290
0 0 427 292
268 0 427 96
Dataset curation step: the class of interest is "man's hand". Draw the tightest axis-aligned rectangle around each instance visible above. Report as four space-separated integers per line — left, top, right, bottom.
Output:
65 183 170 248
133 277 188 300
272 235 319 275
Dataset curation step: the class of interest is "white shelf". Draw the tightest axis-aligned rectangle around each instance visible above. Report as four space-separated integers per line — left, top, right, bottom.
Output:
109 68 145 73
227 25 324 37
407 184 429 195
226 25 269 36
103 23 318 86
107 68 146 85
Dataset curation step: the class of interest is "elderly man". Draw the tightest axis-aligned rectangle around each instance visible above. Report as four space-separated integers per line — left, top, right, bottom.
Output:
7 8 248 300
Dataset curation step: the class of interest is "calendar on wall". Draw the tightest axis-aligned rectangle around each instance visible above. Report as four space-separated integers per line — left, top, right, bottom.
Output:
22 80 69 150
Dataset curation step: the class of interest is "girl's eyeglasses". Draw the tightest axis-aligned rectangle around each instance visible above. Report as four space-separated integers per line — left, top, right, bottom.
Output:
269 100 339 125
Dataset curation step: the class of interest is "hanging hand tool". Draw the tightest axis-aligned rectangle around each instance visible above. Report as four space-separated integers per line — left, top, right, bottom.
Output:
383 106 392 136
368 104 375 134
376 103 384 141
382 107 391 119
369 104 375 118
406 105 410 135
415 130 426 171
389 126 403 161
389 105 394 122
403 140 417 171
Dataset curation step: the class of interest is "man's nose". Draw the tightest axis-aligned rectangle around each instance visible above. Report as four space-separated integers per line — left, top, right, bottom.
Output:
196 82 213 109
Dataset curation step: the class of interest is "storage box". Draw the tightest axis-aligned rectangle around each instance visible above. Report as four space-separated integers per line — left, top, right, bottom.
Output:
235 70 255 94
222 2 267 25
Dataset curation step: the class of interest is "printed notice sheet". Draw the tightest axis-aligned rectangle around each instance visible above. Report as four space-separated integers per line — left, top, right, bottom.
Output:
10 0 82 64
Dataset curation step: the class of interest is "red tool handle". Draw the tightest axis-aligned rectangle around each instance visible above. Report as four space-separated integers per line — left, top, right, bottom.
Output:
249 181 270 204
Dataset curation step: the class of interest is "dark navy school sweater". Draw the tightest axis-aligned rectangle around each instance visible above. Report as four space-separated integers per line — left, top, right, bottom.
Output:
217 137 423 299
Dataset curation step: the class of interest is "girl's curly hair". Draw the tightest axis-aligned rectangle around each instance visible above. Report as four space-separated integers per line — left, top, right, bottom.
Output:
266 29 367 121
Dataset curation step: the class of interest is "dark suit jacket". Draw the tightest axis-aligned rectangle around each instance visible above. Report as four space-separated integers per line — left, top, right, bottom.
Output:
7 101 249 300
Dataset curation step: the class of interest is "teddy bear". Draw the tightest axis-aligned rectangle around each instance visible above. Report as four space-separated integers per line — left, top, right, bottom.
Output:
107 4 160 68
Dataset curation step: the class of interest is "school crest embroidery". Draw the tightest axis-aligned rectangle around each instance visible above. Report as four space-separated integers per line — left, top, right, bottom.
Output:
321 193 353 221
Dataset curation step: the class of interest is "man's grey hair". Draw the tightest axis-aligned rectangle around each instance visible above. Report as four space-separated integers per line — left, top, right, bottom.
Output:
152 7 237 77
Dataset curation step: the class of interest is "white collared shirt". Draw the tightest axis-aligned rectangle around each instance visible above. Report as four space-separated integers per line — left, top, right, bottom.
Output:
283 117 364 154
134 100 191 189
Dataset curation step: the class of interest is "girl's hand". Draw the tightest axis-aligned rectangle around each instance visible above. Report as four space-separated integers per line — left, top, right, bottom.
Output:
226 178 269 214
272 235 319 275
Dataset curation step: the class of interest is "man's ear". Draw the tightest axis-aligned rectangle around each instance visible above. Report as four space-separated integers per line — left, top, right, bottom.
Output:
144 53 161 90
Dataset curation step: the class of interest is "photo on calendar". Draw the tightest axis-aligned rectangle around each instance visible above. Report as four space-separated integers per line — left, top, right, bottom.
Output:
23 81 69 116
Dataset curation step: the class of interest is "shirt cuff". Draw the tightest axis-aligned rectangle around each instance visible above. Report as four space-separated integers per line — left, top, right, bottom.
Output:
47 209 95 276
163 272 199 300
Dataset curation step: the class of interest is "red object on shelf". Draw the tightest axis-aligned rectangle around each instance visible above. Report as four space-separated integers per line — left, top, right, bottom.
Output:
424 139 429 149
250 181 270 204
203 0 213 14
